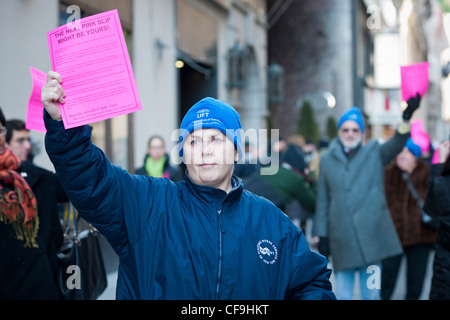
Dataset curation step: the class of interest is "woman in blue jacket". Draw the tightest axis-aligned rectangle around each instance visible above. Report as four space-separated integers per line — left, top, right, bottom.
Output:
41 71 335 300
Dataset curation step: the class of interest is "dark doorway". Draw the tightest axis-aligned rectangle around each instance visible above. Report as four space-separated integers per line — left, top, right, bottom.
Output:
178 60 217 125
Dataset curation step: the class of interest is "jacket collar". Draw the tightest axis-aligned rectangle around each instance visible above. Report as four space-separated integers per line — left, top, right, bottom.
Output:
329 137 362 163
184 171 243 206
18 162 41 188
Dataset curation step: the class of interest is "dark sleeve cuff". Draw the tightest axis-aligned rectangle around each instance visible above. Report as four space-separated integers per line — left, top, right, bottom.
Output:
44 109 92 155
43 109 66 135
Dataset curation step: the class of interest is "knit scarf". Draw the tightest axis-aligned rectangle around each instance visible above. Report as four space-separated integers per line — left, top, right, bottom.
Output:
145 156 166 178
0 148 39 248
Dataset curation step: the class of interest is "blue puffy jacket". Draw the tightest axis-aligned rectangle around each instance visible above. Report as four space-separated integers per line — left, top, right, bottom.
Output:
44 114 335 300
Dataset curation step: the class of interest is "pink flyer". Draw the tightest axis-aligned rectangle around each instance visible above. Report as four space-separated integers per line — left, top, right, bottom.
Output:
400 61 429 102
26 66 48 133
47 9 142 129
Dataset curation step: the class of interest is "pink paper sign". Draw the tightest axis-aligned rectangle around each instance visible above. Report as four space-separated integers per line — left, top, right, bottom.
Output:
400 61 429 102
47 10 141 129
26 66 48 133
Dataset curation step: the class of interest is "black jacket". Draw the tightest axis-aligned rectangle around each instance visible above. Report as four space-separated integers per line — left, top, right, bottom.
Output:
423 163 450 300
0 162 68 299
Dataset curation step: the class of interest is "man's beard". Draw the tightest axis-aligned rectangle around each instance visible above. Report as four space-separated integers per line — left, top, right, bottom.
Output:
341 136 362 150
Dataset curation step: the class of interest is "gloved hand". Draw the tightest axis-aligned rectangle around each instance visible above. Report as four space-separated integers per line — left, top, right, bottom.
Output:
402 93 421 121
318 237 330 259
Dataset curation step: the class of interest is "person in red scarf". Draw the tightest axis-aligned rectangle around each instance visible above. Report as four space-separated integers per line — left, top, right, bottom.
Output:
0 108 67 300
0 110 38 247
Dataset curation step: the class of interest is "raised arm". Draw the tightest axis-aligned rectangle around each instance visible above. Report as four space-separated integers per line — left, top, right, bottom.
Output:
379 126 410 166
380 93 422 166
41 71 135 255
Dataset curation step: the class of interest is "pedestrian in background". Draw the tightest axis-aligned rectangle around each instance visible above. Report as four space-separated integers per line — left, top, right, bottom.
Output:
234 140 260 179
290 137 320 232
244 142 317 216
423 139 450 300
135 135 182 182
1 114 68 299
5 119 33 163
313 93 421 300
382 137 437 300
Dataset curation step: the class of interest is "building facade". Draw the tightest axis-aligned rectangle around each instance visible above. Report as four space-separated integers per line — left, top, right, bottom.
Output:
268 0 371 140
268 0 449 143
0 0 268 172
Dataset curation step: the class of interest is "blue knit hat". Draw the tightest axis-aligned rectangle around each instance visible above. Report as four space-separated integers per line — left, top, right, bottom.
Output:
338 107 365 132
178 97 243 161
405 138 422 158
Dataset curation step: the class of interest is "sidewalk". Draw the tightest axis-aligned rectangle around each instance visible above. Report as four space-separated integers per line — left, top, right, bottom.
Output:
97 271 118 300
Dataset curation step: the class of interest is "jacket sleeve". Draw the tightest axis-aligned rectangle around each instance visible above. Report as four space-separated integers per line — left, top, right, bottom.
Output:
291 173 317 213
285 221 336 300
422 164 442 216
379 128 410 166
43 112 145 256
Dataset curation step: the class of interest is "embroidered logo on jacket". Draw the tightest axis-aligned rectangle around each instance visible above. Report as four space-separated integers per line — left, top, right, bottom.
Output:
257 239 278 264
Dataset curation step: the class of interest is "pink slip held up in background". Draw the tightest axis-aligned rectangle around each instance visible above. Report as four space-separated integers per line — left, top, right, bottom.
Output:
400 61 429 102
26 66 48 133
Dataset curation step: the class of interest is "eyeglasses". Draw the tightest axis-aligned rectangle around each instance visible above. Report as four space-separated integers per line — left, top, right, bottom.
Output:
341 128 360 134
0 127 6 137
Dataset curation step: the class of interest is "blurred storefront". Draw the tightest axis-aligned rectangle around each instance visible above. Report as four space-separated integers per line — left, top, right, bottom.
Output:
268 0 373 139
267 0 449 143
364 0 449 142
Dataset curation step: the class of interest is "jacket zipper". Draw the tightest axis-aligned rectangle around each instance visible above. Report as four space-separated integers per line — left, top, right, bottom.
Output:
215 208 224 299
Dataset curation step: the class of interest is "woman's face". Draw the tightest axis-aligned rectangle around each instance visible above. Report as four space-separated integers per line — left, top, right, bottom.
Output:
183 129 238 192
148 137 165 161
396 147 417 173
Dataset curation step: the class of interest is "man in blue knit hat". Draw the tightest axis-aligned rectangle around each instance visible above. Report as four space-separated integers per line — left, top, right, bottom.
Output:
313 94 422 300
336 107 365 154
41 71 336 300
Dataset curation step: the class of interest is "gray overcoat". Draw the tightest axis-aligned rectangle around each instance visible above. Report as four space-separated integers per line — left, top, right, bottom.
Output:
314 131 409 271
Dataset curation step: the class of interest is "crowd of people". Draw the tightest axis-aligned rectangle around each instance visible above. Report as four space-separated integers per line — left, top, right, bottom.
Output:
0 71 449 300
